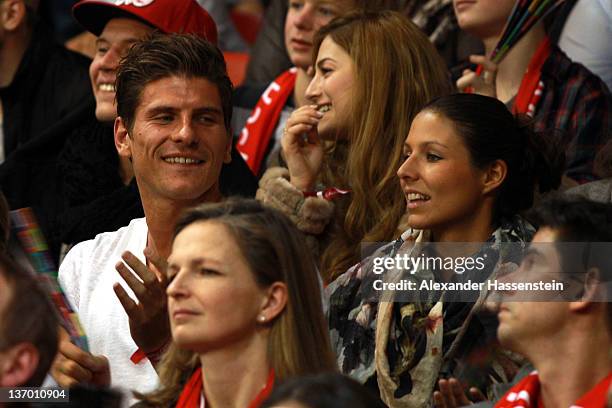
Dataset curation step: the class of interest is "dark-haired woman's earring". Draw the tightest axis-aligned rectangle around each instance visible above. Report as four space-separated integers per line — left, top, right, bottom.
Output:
258 315 266 323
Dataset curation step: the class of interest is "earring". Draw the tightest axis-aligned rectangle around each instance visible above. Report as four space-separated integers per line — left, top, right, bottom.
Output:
258 315 266 323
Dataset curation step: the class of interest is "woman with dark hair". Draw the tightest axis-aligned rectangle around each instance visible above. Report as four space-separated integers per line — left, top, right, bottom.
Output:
135 198 336 408
326 93 563 406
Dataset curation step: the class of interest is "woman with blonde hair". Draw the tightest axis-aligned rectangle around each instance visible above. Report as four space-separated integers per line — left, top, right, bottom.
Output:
135 199 336 407
235 0 400 177
257 10 451 282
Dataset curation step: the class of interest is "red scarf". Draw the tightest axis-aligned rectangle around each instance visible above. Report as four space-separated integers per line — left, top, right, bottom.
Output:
512 37 551 117
175 367 275 408
495 371 611 408
469 38 550 117
237 68 298 175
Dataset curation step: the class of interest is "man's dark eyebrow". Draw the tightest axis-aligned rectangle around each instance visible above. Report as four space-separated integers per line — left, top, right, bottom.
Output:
193 107 224 116
145 106 224 117
95 37 140 48
145 106 176 117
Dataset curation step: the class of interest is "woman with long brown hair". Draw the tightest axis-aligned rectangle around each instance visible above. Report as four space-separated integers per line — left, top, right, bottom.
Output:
135 199 336 407
257 10 451 282
235 0 400 177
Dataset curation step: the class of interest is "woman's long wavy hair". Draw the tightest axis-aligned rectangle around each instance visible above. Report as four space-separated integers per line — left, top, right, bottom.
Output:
136 199 337 407
314 11 452 281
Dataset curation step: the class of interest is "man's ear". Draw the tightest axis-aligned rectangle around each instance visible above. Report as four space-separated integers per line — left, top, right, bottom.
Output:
569 267 602 312
258 282 288 324
1 0 27 32
482 159 507 195
224 132 233 164
0 343 39 387
114 116 132 159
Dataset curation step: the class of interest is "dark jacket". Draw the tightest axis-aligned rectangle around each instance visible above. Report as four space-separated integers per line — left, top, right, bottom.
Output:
0 23 94 157
0 22 94 261
535 46 612 182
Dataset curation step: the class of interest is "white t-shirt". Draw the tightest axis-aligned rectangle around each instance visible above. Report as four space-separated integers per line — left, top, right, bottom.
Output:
59 218 158 406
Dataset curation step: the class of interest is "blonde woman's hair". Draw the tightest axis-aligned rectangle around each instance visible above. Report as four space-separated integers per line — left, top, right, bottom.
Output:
313 11 452 281
136 198 337 407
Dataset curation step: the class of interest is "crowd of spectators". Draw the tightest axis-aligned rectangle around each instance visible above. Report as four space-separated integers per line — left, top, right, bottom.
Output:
0 0 610 407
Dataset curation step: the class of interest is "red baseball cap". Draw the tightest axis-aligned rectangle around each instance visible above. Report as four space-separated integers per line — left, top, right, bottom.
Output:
72 0 218 45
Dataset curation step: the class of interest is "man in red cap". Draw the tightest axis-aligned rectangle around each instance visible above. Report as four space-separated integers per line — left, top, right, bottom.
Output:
72 0 218 122
52 1 255 403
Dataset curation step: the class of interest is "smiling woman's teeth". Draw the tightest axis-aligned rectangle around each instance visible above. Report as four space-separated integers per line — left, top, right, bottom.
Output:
99 83 115 92
163 157 203 164
407 193 430 201
318 105 331 113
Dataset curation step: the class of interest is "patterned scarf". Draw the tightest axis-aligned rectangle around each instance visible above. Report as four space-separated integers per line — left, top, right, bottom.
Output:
327 215 535 407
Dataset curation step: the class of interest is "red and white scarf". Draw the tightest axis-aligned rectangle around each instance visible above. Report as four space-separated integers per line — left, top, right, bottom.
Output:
495 370 611 408
237 68 298 175
512 37 551 117
175 367 275 408
469 37 551 118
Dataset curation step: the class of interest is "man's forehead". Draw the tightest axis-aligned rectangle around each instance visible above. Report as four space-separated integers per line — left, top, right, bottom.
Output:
529 227 563 270
137 76 223 111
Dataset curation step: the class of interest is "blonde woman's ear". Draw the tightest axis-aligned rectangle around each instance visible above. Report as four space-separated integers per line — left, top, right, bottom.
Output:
259 282 288 323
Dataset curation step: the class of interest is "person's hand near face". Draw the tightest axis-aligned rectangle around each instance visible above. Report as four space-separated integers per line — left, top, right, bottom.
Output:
281 105 325 191
456 55 498 98
282 35 356 191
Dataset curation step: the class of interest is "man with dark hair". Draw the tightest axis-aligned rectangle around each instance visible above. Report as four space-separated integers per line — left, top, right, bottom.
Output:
491 196 611 407
0 254 59 388
434 196 611 408
56 0 256 250
56 33 235 403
